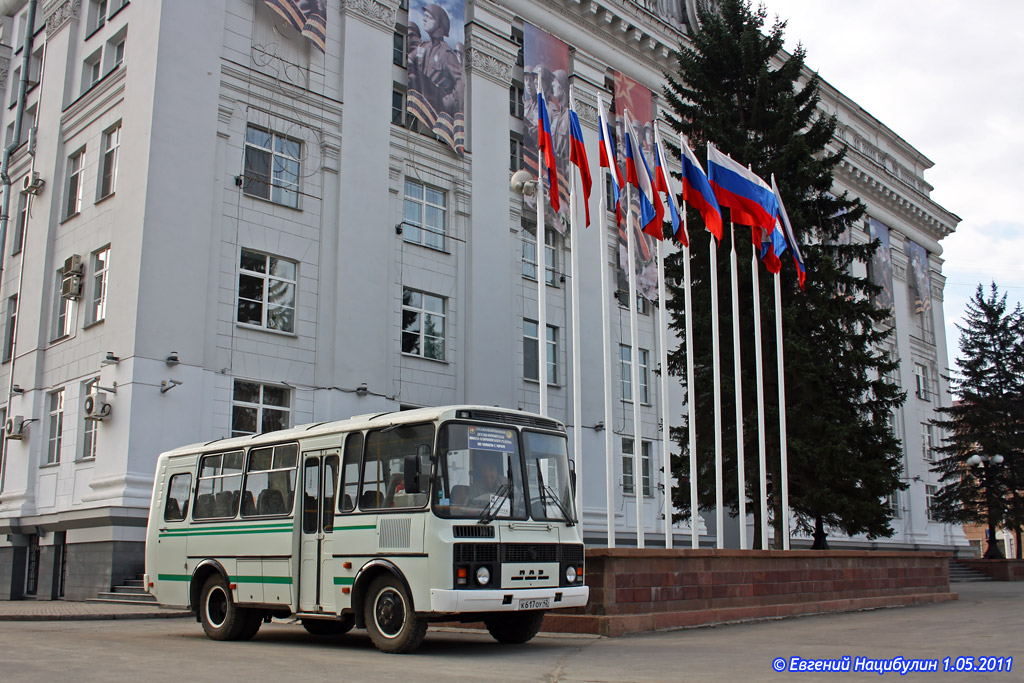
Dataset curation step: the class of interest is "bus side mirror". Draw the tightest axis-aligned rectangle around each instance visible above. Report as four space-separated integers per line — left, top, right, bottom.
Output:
404 454 422 494
569 459 577 496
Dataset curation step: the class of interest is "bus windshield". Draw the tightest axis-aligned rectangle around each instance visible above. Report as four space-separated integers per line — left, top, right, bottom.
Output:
434 423 527 520
522 430 576 524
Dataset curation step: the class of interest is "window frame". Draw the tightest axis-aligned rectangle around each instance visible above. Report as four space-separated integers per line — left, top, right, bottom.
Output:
522 227 557 286
401 287 446 361
914 362 930 401
619 345 650 404
163 472 192 522
90 246 110 324
52 269 73 342
242 124 302 209
402 178 447 251
921 422 935 461
622 438 653 497
47 389 65 465
523 319 558 385
231 380 291 438
236 248 298 334
65 148 86 219
3 295 17 363
925 484 938 522
192 450 246 521
81 378 100 461
13 186 27 255
98 122 121 199
240 442 299 518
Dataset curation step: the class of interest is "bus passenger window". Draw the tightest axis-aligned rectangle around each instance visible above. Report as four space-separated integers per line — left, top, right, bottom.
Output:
193 451 243 520
339 433 362 513
164 473 191 522
241 443 298 517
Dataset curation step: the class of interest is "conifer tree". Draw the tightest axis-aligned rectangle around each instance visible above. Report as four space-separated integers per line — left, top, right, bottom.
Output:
932 283 1024 558
661 0 906 548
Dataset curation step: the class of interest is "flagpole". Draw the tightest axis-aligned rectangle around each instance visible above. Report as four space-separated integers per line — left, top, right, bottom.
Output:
711 227 723 550
657 239 672 548
536 154 548 418
569 137 584 523
729 224 746 549
625 181 645 549
682 208 698 549
751 253 769 549
774 272 791 549
599 171 616 548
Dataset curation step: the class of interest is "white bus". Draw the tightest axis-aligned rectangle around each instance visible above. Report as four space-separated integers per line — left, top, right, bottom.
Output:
144 405 587 653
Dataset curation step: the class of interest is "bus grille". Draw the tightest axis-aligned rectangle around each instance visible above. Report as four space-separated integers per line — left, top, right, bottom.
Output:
464 410 563 432
454 543 584 564
453 543 499 563
453 525 495 538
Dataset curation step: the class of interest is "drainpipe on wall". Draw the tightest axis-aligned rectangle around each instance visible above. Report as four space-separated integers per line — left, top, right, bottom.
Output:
0 0 38 494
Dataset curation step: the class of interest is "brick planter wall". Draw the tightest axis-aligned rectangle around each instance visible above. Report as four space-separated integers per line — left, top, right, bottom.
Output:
543 549 955 637
958 559 1024 581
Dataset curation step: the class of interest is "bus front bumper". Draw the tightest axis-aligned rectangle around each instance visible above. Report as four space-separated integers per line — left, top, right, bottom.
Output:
429 585 589 613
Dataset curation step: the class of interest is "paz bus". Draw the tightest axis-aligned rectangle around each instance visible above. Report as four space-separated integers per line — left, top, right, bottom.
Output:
144 405 587 653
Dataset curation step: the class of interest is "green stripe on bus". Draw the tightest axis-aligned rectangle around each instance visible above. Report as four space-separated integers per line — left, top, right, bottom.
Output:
333 577 355 585
232 576 293 585
157 574 192 582
334 524 376 531
159 528 293 538
161 523 292 533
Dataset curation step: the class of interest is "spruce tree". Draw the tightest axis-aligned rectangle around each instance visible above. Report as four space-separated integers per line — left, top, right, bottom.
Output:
661 0 906 548
932 283 1024 558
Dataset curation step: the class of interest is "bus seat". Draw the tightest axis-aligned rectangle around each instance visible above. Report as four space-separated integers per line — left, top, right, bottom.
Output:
164 497 182 521
359 490 383 510
451 485 469 506
195 493 215 518
258 488 286 515
215 491 234 517
241 491 257 516
341 493 353 512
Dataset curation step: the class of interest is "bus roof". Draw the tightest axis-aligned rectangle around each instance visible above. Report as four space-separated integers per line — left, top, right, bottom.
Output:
157 404 565 459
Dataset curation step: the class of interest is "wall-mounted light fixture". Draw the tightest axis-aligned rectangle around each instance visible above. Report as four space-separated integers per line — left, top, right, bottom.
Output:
101 352 120 365
355 383 369 397
165 352 180 366
11 385 24 395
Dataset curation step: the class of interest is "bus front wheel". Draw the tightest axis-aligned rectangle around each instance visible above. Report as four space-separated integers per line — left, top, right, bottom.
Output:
484 611 546 644
364 575 427 653
199 574 250 641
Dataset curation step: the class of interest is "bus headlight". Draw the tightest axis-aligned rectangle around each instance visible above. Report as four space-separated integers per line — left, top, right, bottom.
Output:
475 566 491 586
565 566 577 583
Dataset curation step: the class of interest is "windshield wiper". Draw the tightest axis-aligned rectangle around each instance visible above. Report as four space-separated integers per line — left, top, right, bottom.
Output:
536 469 575 526
478 482 511 524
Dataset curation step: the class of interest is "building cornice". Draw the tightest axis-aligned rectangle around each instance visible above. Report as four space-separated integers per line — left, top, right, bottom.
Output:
44 0 79 38
465 32 516 86
343 0 398 33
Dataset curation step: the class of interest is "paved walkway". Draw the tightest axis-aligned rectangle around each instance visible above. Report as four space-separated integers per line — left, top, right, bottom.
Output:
0 599 189 621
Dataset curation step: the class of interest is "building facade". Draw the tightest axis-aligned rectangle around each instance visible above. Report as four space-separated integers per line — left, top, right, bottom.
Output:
0 0 962 600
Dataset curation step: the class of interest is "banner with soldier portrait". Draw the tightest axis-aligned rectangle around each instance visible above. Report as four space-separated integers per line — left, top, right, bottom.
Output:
613 71 659 300
522 23 571 234
867 217 894 316
407 0 466 156
907 239 932 314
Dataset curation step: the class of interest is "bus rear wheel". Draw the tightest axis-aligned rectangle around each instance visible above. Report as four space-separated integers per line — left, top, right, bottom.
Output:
484 611 546 644
364 575 426 654
200 574 250 641
302 615 354 636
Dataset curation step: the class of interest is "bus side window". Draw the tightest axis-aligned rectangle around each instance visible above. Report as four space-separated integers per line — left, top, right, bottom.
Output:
339 433 362 513
164 473 191 522
242 443 298 517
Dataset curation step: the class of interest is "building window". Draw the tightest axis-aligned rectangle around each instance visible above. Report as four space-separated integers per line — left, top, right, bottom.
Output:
401 288 445 360
524 319 557 385
509 84 524 118
925 484 938 522
90 246 110 323
243 125 301 209
52 270 73 341
620 345 650 404
622 438 653 497
617 290 650 314
66 149 85 218
921 422 935 461
402 179 446 251
886 491 901 519
47 389 65 465
393 31 405 67
236 249 296 333
98 123 120 198
111 36 125 69
13 188 27 255
522 227 557 285
914 362 930 401
83 49 102 92
392 89 405 126
232 380 290 437
510 26 524 67
81 378 99 460
3 295 16 363
510 136 524 172
88 0 108 33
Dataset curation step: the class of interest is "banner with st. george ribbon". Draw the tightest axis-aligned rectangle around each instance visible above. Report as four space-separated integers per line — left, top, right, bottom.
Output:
263 0 327 52
407 0 466 156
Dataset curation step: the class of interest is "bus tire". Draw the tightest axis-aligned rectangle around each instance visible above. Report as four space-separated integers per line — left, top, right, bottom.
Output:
238 611 264 640
199 574 248 641
364 575 427 654
484 611 546 644
302 615 354 636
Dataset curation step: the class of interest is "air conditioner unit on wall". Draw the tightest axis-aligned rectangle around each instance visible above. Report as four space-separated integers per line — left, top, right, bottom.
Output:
21 172 44 195
62 254 83 275
4 415 25 440
84 393 111 420
61 273 82 300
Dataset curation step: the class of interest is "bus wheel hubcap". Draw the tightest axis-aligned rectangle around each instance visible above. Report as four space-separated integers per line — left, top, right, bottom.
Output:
374 588 405 638
207 587 227 627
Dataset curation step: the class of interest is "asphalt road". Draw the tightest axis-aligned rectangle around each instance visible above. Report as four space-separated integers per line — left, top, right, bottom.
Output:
3 582 1020 682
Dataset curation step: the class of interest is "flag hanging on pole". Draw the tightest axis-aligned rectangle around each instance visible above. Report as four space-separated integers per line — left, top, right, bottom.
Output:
759 220 787 274
706 144 778 238
596 95 623 218
652 128 684 246
772 174 807 289
568 97 592 227
679 135 723 242
538 92 560 213
623 113 661 239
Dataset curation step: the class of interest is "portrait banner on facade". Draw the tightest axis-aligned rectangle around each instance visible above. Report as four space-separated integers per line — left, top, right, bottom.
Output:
264 0 327 52
907 239 932 314
407 0 466 156
613 71 658 300
521 23 570 233
867 217 894 317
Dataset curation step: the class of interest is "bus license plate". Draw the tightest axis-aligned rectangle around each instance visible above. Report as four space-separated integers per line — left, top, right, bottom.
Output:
519 598 550 610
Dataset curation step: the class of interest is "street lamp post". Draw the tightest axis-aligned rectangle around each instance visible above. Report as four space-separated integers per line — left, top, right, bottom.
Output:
967 453 1005 559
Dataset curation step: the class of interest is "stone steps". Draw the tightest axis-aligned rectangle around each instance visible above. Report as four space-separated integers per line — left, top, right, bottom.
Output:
949 560 992 583
87 574 159 605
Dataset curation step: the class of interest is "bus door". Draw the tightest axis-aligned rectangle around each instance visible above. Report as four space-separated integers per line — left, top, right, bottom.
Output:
153 460 195 608
299 450 340 613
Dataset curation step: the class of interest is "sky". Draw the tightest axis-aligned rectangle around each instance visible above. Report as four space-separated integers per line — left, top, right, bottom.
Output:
761 0 1024 375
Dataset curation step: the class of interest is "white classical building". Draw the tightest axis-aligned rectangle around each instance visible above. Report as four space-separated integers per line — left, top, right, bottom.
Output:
0 0 963 600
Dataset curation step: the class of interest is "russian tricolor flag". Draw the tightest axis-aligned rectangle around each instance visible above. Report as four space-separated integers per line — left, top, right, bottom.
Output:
653 128 684 246
772 174 807 289
623 113 661 239
596 95 623 216
706 143 778 237
679 136 723 243
568 101 592 227
538 92 560 213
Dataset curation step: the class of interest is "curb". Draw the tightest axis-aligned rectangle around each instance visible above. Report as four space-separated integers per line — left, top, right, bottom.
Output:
0 610 191 622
